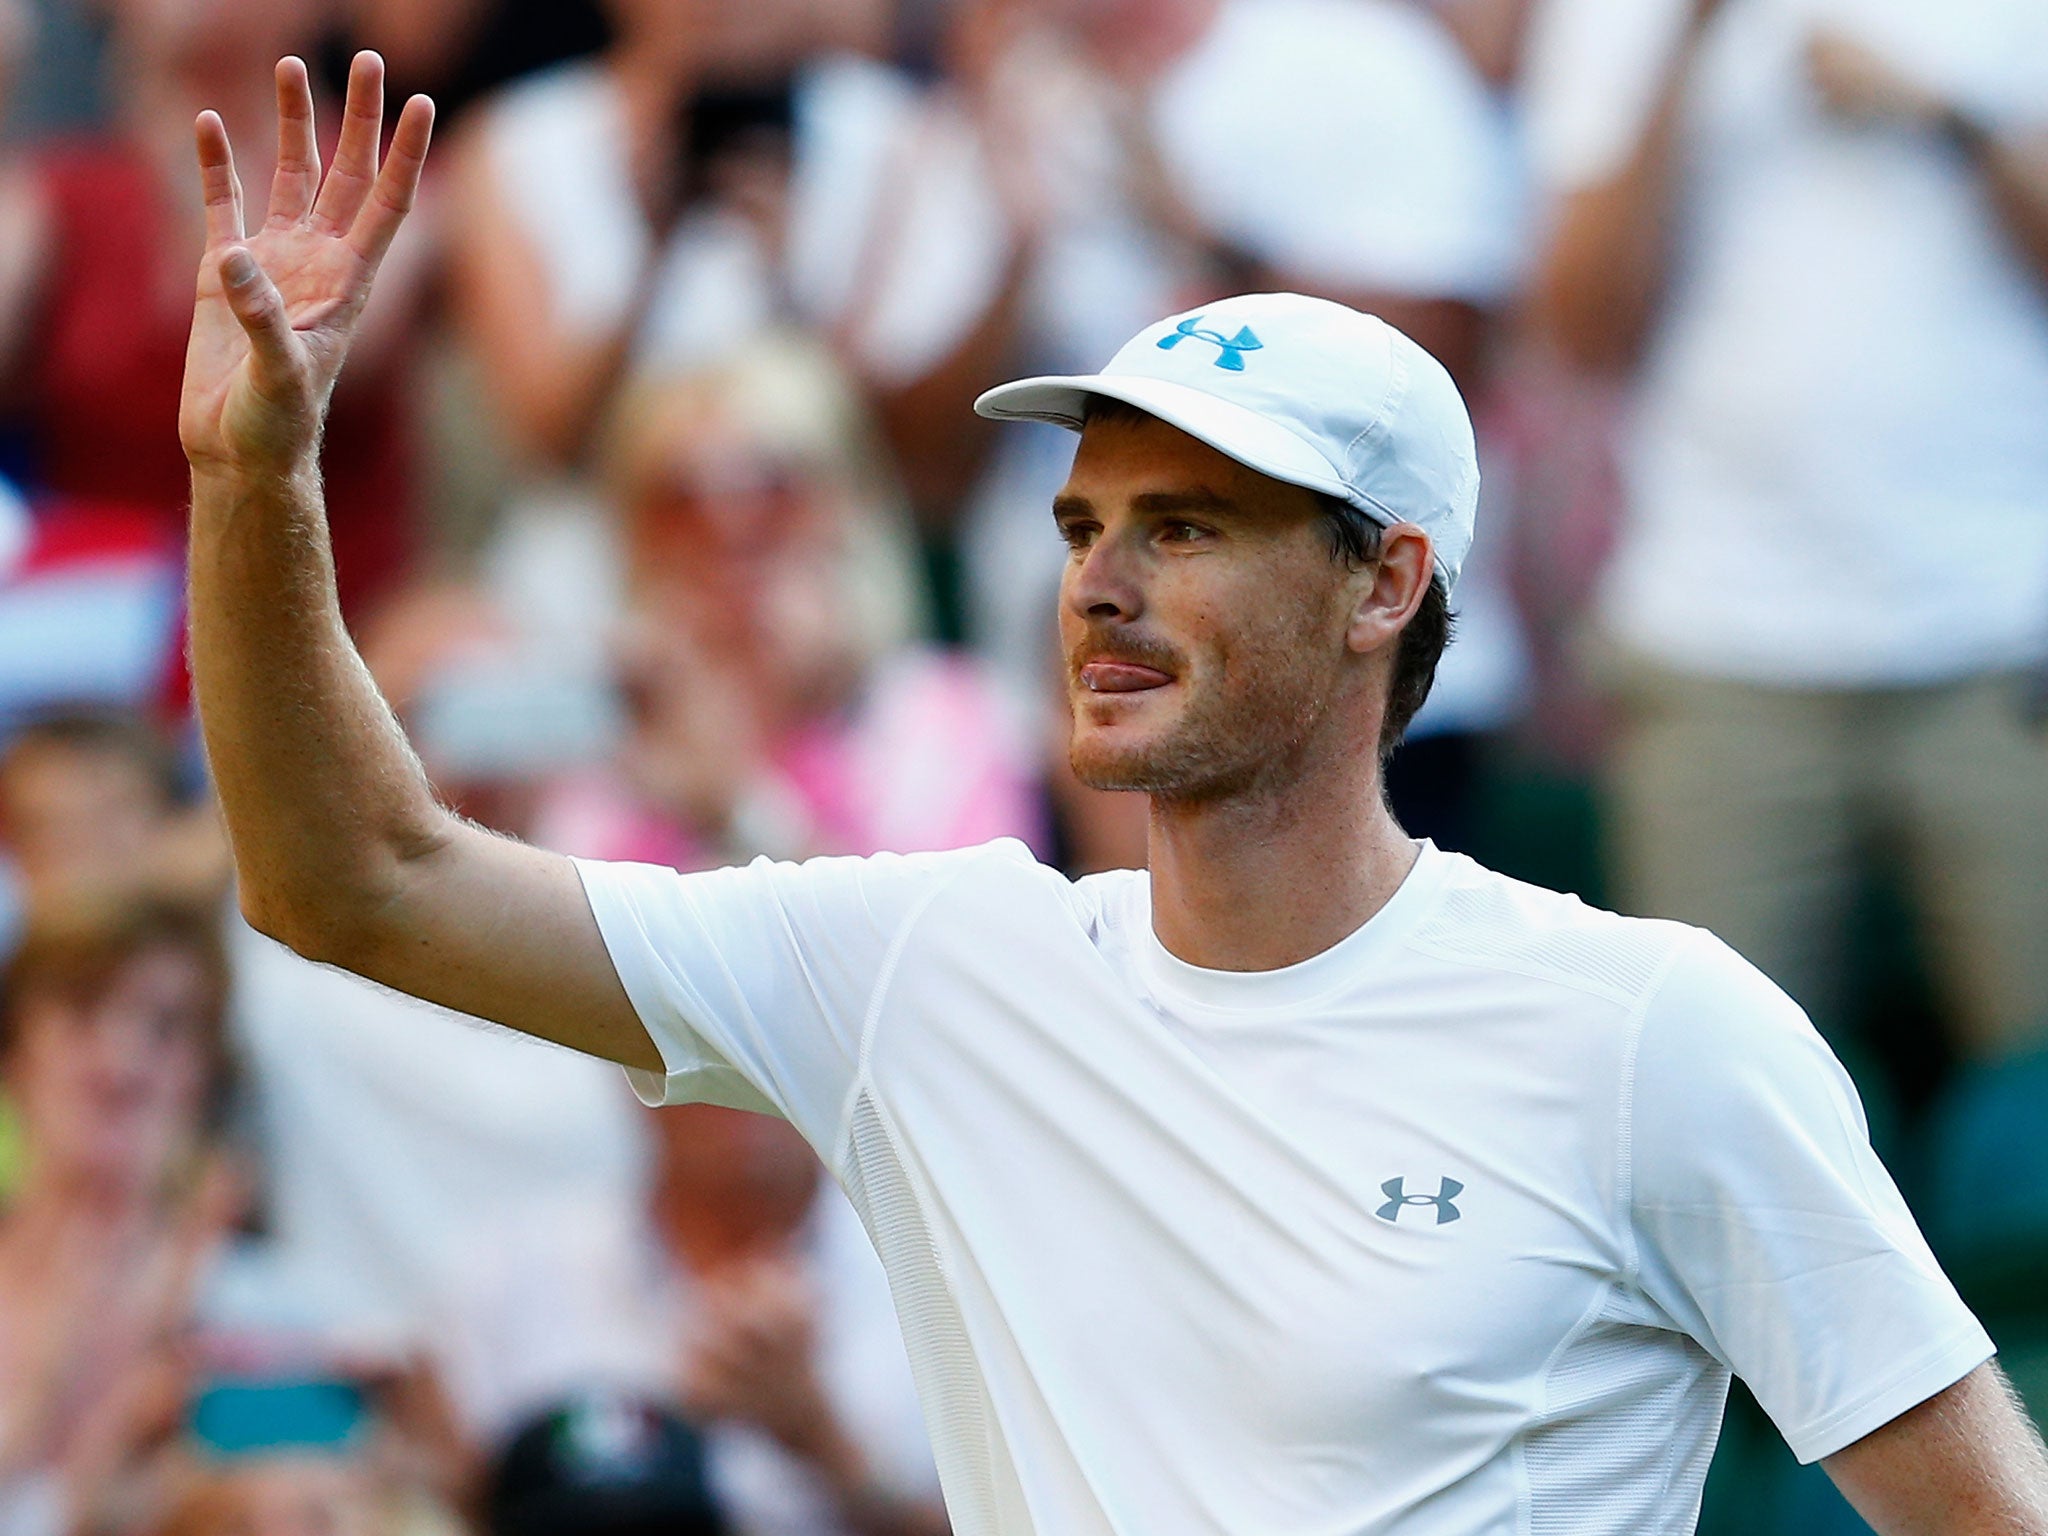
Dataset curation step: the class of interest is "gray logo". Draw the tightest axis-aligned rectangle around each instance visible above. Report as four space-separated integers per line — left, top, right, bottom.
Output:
1376 1177 1463 1225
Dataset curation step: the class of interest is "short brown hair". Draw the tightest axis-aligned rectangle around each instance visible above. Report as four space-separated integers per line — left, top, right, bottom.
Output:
1312 495 1454 762
2 893 235 1127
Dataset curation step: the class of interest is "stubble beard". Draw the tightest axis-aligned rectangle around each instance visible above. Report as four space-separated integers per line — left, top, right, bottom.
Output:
1067 630 1338 805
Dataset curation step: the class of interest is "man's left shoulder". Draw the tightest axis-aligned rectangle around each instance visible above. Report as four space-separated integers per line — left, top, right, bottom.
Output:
1405 853 1707 1010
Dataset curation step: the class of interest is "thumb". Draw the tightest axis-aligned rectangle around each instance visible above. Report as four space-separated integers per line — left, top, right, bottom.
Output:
217 246 298 382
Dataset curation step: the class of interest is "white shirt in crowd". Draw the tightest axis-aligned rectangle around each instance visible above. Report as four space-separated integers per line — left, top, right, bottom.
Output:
574 838 1991 1535
481 53 1009 386
1522 0 2048 685
228 921 647 1343
429 1188 939 1536
964 0 1529 725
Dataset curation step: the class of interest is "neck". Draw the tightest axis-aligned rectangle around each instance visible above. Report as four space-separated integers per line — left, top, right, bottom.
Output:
1144 743 1418 972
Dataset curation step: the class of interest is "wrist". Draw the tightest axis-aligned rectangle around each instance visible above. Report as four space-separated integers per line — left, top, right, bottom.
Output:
188 449 322 503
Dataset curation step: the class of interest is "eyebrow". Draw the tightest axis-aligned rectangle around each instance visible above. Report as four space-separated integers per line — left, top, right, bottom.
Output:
1051 489 1241 521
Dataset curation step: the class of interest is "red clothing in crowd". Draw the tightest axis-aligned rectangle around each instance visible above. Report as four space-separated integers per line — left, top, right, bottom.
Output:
26 139 415 616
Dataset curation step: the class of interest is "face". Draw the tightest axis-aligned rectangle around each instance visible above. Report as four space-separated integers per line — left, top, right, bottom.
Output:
1054 414 1371 802
1 744 171 902
651 1104 818 1239
112 0 316 81
7 945 215 1196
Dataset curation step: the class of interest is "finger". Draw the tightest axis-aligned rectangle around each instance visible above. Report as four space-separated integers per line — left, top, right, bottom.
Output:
348 91 434 265
311 50 384 234
266 56 321 227
194 111 246 248
216 246 300 387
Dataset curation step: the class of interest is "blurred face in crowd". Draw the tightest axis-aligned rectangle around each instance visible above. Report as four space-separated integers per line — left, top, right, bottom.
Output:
5 941 216 1198
632 443 864 724
603 0 820 78
0 737 174 904
1030 0 1219 77
161 1457 384 1536
1054 411 1364 801
111 0 317 87
651 1104 819 1247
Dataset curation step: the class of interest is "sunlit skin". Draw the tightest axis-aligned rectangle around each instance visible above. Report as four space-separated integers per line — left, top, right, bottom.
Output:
1053 411 1438 971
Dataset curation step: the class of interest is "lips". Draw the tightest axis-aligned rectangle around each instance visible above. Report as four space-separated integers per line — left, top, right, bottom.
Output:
1079 661 1174 693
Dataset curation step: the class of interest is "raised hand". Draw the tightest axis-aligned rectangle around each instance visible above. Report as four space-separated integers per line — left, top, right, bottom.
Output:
179 52 433 480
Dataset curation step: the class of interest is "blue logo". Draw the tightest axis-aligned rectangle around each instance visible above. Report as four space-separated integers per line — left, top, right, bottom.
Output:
1157 315 1263 372
1376 1177 1463 1225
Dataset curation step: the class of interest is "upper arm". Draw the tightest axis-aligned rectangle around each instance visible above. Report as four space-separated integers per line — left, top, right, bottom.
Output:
1628 935 1994 1463
342 818 662 1073
1824 1362 2048 1535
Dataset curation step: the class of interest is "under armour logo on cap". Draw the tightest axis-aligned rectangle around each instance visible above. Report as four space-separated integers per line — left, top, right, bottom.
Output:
1376 1176 1463 1225
1156 315 1263 372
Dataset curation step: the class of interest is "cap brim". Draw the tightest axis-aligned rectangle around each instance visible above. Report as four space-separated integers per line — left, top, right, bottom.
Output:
974 373 1353 505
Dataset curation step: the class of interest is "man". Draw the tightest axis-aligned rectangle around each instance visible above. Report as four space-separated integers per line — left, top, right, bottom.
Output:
1525 0 2048 1056
180 55 2048 1534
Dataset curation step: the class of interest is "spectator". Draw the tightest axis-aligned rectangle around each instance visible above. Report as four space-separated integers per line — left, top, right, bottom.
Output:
1526 0 2048 1054
0 0 432 618
444 0 1014 507
226 578 647 1351
432 1104 946 1536
0 894 238 1536
583 337 1039 863
0 709 224 920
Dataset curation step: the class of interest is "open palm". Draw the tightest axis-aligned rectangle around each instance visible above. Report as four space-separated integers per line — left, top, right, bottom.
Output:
180 52 433 479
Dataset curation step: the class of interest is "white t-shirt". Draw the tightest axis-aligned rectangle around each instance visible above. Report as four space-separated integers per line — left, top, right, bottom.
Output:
429 1191 940 1536
574 839 1991 1535
1522 0 2048 684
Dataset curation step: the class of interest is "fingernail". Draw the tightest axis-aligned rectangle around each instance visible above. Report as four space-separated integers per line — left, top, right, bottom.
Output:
221 250 257 287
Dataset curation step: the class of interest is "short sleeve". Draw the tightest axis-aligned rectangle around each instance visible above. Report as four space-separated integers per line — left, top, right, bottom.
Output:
1626 934 1994 1464
573 846 1000 1149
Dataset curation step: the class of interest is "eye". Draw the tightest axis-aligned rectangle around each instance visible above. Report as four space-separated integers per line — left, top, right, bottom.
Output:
1159 520 1210 544
1056 519 1100 552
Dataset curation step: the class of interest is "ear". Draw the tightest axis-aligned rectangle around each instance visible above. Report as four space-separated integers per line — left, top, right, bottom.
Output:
1345 523 1434 656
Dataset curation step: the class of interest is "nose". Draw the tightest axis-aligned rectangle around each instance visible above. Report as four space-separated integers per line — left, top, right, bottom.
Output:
1063 525 1145 625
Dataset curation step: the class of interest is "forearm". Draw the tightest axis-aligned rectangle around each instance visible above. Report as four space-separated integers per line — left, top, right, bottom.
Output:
187 456 450 955
1533 17 1705 375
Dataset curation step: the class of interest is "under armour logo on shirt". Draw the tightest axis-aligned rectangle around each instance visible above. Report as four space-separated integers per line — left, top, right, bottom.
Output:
1157 316 1264 371
1376 1177 1464 1225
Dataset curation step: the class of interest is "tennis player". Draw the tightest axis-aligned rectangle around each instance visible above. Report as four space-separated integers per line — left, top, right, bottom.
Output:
182 54 2048 1535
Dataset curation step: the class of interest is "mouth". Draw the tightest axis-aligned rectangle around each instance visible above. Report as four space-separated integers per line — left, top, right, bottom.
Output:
1078 661 1175 693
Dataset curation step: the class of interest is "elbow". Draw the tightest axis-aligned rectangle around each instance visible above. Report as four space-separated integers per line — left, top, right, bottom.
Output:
237 883 371 970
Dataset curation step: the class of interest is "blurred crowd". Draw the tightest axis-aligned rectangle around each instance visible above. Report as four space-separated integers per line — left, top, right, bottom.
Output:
0 0 2042 1531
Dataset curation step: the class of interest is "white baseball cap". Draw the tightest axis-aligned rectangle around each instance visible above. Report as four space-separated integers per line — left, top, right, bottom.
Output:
973 293 1478 591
